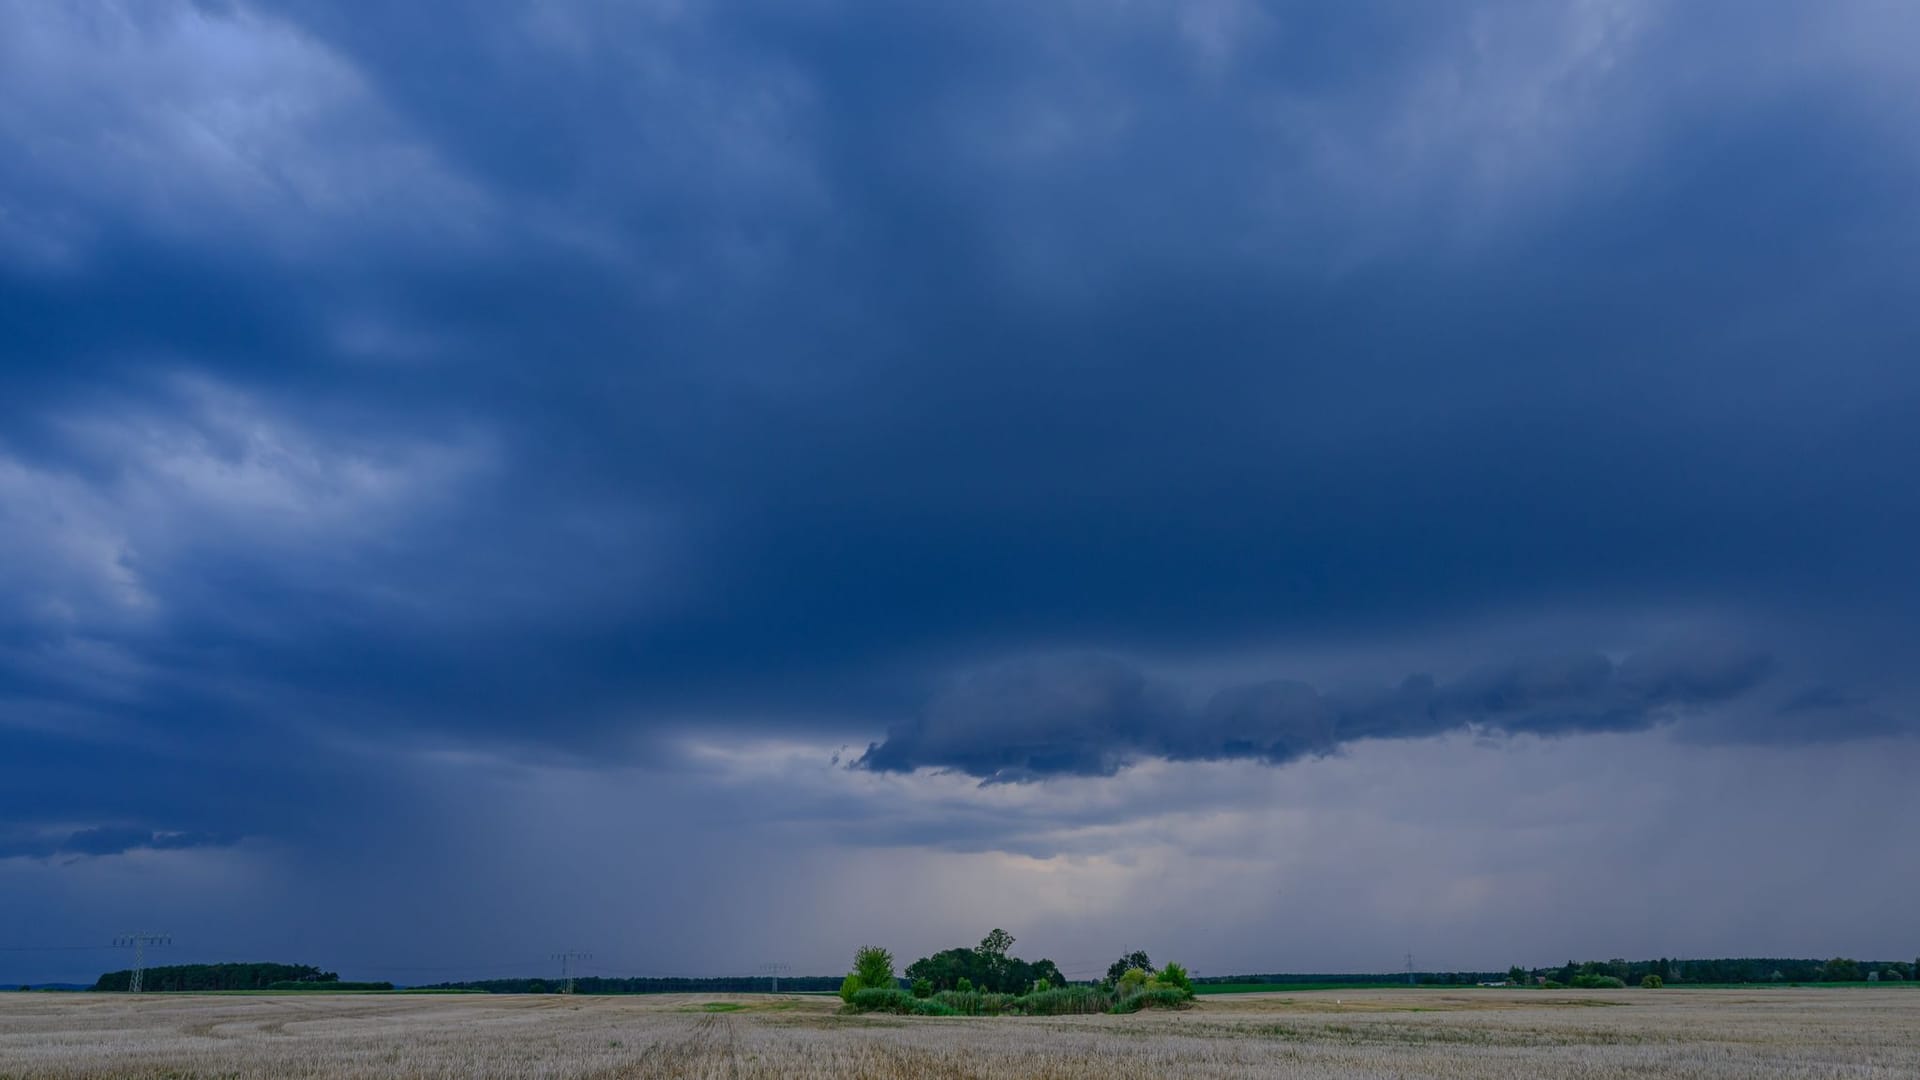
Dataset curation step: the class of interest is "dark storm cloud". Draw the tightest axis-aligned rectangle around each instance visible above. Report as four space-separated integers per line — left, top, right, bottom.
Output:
857 644 1778 781
1 0 1919 882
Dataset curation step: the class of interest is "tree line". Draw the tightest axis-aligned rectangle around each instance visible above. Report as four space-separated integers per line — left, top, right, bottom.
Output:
1201 956 1918 988
1510 957 1915 986
417 976 846 994
91 963 366 992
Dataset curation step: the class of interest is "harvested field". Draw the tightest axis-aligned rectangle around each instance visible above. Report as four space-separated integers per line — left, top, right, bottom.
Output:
1 987 1915 1078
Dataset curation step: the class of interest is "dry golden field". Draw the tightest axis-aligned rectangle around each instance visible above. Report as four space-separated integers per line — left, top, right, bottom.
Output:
1 987 1916 1078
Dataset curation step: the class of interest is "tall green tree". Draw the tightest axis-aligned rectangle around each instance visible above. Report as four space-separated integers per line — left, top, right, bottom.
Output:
1104 951 1153 988
852 946 896 990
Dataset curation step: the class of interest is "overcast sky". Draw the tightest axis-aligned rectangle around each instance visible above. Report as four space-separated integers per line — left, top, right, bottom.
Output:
4 0 1918 986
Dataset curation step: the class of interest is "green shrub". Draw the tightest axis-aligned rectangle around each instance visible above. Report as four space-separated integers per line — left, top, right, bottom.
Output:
1570 974 1627 989
1010 986 1112 1016
838 974 861 1003
853 982 1191 1019
1117 968 1149 995
1109 987 1194 1013
848 987 918 1013
1640 974 1664 989
955 977 973 993
911 977 933 999
931 989 1015 1016
1156 961 1192 993
1032 977 1051 993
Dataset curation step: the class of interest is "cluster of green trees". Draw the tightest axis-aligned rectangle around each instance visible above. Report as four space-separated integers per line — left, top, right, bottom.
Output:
1509 957 1918 987
840 933 1194 1017
92 963 344 992
901 929 1064 995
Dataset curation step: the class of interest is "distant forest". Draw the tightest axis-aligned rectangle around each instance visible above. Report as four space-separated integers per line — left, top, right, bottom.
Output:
1514 957 1913 985
91 964 391 992
418 976 846 994
1205 957 1917 987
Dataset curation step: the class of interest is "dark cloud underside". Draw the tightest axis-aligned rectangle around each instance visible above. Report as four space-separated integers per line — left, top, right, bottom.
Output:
858 645 1778 781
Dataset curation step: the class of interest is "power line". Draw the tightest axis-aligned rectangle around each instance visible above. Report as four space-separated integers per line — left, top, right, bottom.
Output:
113 932 172 993
759 961 790 993
552 951 591 994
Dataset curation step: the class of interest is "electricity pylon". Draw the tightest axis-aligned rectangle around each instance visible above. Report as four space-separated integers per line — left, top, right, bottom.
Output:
113 932 172 993
759 961 790 993
553 951 591 994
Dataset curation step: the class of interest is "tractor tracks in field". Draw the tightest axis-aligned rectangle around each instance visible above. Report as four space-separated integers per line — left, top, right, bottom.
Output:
593 1012 742 1079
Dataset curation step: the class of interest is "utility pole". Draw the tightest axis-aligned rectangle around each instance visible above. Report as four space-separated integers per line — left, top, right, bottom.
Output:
1405 951 1416 986
113 932 171 993
552 951 591 994
759 962 790 994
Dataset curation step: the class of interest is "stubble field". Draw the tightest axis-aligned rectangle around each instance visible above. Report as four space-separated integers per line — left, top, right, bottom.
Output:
1 986 1915 1078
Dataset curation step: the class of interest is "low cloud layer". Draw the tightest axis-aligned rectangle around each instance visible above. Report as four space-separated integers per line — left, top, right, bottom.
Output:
0 825 237 862
860 645 1780 781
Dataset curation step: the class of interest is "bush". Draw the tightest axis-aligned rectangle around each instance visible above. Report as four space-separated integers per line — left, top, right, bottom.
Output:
1571 974 1627 989
911 978 933 999
1109 987 1195 1013
853 981 1194 1019
955 977 973 993
848 987 916 1013
1156 961 1192 993
1010 986 1112 1016
931 990 1016 1016
1641 974 1664 989
838 974 861 1004
1032 977 1051 993
1117 968 1149 995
